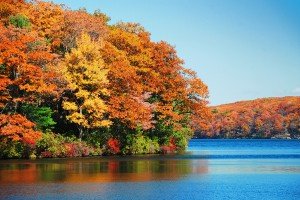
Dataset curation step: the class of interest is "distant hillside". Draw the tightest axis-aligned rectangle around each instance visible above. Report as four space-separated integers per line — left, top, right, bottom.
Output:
195 96 300 139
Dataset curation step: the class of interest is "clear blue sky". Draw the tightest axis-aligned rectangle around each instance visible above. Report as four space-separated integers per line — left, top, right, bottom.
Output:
48 0 300 105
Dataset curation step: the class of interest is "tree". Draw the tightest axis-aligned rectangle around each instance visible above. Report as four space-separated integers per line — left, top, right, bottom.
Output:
62 9 107 51
0 114 41 146
20 104 56 132
102 27 155 130
25 0 65 50
0 24 56 112
62 33 110 139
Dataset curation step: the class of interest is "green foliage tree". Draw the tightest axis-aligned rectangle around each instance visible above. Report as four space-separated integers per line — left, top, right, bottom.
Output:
20 104 56 132
9 14 30 28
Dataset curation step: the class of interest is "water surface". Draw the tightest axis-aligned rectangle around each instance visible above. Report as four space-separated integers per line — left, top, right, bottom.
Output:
1 139 300 199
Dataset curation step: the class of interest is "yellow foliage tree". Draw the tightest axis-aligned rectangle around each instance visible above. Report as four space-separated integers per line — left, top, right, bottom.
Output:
62 33 110 138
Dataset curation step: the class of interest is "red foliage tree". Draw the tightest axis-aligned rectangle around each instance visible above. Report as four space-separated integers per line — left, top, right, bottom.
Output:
107 138 120 154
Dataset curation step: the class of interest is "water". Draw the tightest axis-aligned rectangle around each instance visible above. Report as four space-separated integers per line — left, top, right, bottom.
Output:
0 139 300 200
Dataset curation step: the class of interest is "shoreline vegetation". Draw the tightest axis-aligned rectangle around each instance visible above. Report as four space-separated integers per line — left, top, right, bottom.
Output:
0 0 209 159
0 1 299 160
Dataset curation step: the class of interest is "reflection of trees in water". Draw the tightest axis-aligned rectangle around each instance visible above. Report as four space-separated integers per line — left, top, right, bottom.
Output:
0 157 208 183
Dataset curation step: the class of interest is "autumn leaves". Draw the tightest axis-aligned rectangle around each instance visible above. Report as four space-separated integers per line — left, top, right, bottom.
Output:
197 97 300 139
62 34 110 138
0 0 209 156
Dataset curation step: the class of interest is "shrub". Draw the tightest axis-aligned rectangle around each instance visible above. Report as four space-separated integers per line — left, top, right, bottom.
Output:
160 128 190 154
36 132 65 157
0 141 24 158
36 132 99 158
148 138 160 154
9 14 31 28
64 141 91 157
124 134 160 155
20 104 56 132
107 138 120 154
131 135 146 154
89 146 103 156
171 131 188 152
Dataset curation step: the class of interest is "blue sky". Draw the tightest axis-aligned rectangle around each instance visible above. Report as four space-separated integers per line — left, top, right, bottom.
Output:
49 0 300 105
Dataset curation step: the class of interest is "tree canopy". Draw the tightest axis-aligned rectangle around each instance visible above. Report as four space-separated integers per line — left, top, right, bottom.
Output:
0 0 209 158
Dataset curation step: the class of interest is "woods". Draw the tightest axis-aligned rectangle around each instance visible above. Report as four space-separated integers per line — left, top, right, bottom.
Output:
0 0 209 158
196 97 300 139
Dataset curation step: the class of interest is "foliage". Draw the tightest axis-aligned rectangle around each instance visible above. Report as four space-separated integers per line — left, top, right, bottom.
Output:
196 97 300 139
36 132 101 158
0 114 42 145
0 0 210 158
62 9 107 51
107 138 120 154
0 141 24 158
1 0 297 159
171 128 190 152
0 23 56 110
25 1 64 41
0 113 40 159
20 104 56 132
9 14 30 28
83 129 110 147
62 33 111 138
160 129 189 154
36 132 65 157
125 134 160 155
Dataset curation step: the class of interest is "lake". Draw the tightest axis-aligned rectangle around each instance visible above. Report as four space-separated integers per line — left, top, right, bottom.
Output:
1 139 300 200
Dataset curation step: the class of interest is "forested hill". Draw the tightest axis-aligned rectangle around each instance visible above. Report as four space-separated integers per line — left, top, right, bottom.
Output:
195 96 300 139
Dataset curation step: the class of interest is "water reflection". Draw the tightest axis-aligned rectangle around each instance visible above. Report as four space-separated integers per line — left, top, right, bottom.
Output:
1 140 300 200
0 156 208 184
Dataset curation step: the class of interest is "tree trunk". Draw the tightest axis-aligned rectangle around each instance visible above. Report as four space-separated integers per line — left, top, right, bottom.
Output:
79 127 83 140
14 101 18 114
79 106 83 140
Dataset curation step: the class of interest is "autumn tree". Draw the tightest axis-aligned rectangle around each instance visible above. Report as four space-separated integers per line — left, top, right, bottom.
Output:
102 26 155 131
62 33 110 139
24 0 65 50
149 42 209 143
0 114 41 146
0 24 56 112
102 24 209 149
62 9 107 51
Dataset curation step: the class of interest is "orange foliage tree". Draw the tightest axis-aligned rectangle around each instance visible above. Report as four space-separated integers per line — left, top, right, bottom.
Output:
102 26 155 131
0 24 55 110
0 114 41 145
101 23 209 150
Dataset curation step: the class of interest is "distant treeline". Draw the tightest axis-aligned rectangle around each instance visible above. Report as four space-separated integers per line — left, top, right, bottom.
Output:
195 97 300 139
